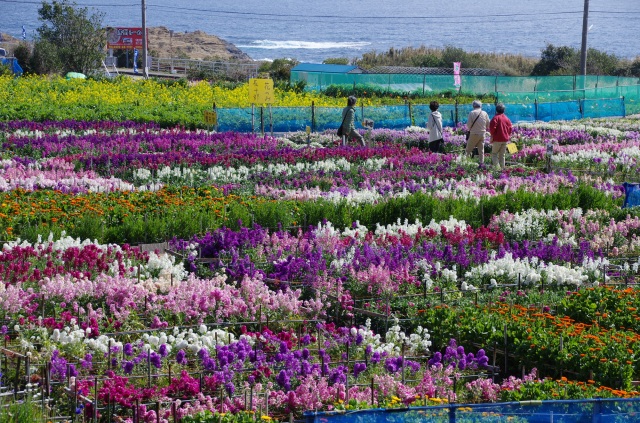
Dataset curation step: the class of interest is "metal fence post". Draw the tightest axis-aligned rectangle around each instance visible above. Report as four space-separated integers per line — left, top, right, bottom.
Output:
251 104 255 135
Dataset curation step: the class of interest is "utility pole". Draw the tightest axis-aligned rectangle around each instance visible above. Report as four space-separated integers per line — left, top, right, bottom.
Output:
170 30 174 74
141 0 149 78
579 0 589 76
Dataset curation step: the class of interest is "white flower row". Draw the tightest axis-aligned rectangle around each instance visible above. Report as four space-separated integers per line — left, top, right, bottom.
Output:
551 147 640 172
515 121 626 138
384 318 432 354
464 252 608 287
132 157 388 185
489 208 582 243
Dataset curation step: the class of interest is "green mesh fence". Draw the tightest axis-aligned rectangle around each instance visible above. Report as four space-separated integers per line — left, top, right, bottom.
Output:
219 73 637 132
496 76 537 93
292 72 640 102
621 85 640 115
460 75 497 95
304 398 640 423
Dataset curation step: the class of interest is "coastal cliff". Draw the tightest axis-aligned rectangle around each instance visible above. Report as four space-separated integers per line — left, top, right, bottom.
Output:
0 27 252 62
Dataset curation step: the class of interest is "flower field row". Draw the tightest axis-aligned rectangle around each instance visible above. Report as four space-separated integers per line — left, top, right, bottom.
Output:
1 87 640 422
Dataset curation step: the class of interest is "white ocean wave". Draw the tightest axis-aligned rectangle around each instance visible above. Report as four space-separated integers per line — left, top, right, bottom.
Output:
238 39 371 50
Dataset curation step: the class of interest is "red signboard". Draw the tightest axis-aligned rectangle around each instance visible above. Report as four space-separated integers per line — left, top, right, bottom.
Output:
106 27 148 50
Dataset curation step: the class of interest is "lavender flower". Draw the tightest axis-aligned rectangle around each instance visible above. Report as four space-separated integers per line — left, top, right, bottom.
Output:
122 361 134 374
150 352 162 369
123 343 133 356
353 362 367 378
80 353 93 370
176 349 187 365
158 344 168 357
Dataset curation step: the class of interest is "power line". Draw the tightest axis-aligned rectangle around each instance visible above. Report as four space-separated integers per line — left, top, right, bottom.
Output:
143 5 640 26
146 5 588 20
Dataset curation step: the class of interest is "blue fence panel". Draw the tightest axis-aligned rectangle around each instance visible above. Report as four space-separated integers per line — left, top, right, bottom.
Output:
304 398 640 423
505 102 537 123
439 105 457 128
217 108 254 132
537 100 581 121
364 105 411 130
314 107 344 132
216 96 631 132
582 98 625 119
411 104 456 128
457 103 496 129
268 107 311 132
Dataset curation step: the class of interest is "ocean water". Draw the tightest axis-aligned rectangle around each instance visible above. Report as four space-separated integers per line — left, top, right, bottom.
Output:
3 0 639 63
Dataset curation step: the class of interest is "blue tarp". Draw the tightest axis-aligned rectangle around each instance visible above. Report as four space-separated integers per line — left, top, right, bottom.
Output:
0 57 23 76
623 182 640 208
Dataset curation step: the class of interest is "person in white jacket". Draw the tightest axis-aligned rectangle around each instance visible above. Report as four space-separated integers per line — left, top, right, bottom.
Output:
465 100 490 165
427 101 443 153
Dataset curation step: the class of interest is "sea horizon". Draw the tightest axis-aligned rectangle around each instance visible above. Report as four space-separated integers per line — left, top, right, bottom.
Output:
3 0 639 63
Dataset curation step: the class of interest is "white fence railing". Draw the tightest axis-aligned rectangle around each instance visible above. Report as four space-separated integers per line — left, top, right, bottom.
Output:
150 57 259 78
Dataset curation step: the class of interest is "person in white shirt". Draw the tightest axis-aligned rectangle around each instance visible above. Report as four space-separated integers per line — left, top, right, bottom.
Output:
427 101 443 153
465 100 490 166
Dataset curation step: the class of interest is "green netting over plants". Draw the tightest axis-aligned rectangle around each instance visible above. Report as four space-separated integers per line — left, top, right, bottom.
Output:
460 75 497 95
293 71 640 102
496 76 537 93
304 398 640 423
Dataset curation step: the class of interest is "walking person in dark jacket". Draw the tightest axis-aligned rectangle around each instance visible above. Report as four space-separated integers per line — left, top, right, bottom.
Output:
341 96 365 147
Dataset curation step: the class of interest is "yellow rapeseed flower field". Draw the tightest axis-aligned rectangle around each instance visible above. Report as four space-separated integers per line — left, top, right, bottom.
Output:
0 74 373 111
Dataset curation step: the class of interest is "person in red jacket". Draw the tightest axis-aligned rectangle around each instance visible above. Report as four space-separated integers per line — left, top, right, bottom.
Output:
489 103 513 169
